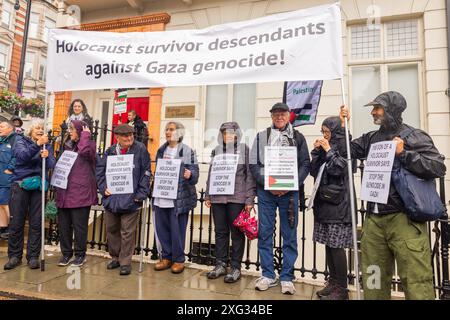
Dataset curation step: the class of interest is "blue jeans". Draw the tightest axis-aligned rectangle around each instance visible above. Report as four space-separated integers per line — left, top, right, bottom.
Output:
257 189 299 281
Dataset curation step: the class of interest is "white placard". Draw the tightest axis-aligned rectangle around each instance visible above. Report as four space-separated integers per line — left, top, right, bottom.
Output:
152 158 182 199
264 146 299 191
106 154 134 194
307 163 326 210
209 154 239 195
50 151 78 189
46 3 342 91
360 141 397 204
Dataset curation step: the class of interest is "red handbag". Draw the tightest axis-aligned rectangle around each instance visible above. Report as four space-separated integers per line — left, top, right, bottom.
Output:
233 208 258 240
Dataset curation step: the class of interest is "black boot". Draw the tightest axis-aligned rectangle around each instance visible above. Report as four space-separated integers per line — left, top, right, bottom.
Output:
316 278 337 297
320 284 349 300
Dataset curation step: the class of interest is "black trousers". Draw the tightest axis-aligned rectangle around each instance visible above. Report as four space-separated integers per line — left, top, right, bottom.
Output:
211 203 245 269
58 207 91 257
8 183 42 261
326 246 348 288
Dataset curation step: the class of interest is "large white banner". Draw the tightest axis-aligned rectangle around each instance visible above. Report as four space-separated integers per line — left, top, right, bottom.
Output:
46 3 342 91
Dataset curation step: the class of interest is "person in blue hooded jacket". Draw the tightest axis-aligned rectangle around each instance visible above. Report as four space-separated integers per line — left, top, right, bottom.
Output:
96 124 151 276
4 119 56 270
0 121 16 240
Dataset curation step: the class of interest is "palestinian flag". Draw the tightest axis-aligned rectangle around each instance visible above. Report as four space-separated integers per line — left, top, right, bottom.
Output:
283 80 323 127
268 175 295 188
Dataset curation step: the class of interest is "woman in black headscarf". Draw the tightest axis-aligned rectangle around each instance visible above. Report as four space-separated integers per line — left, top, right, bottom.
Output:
310 116 355 300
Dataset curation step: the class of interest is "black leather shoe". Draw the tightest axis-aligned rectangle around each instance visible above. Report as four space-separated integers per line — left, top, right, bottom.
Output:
119 265 131 276
28 258 40 269
4 257 22 270
107 260 120 270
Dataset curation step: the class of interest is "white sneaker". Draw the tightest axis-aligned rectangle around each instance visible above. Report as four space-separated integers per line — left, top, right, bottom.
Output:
255 276 278 291
281 281 296 295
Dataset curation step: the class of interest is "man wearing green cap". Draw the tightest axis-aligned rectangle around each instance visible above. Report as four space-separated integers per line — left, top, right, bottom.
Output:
340 91 446 300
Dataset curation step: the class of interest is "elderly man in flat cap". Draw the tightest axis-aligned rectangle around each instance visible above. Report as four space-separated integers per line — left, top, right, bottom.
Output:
249 102 310 295
96 124 151 275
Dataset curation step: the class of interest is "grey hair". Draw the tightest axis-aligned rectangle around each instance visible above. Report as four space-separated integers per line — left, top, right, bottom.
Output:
166 121 185 143
25 119 45 137
0 121 14 129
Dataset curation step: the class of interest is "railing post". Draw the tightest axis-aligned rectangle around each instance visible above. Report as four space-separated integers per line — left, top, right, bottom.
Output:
439 176 450 300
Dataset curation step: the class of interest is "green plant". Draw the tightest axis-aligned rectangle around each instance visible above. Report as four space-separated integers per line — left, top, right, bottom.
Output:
0 89 44 118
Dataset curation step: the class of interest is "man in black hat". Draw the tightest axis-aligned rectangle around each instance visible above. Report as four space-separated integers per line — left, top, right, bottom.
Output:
249 102 310 295
10 116 24 135
340 91 446 300
95 124 151 275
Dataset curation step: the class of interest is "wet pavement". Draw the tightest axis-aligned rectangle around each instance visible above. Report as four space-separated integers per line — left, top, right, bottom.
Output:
0 249 356 300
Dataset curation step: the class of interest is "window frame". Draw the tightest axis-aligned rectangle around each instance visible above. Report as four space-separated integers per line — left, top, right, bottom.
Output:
0 42 9 71
1 1 13 30
28 12 41 39
43 17 56 43
347 18 426 133
201 84 257 162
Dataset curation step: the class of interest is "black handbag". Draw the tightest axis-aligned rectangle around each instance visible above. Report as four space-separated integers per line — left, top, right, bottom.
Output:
317 183 345 205
317 169 345 205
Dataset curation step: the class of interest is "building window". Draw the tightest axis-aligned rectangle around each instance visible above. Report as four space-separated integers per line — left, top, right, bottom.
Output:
39 56 46 81
351 25 381 60
204 84 256 152
29 13 40 39
349 19 422 137
0 43 8 71
386 20 418 58
1 2 12 29
43 17 56 42
25 52 35 78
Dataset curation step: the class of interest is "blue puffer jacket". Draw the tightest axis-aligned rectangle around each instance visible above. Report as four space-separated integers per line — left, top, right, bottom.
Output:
12 135 56 182
152 142 199 215
96 141 151 214
0 133 16 187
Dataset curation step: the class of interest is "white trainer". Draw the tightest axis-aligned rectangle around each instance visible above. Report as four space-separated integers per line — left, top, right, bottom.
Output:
281 281 296 295
255 276 278 291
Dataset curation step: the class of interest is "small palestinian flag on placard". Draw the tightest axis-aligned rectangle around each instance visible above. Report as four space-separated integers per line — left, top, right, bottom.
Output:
268 175 296 189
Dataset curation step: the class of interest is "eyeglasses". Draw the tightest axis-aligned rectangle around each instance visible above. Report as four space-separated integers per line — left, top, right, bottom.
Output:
320 129 331 135
271 113 288 118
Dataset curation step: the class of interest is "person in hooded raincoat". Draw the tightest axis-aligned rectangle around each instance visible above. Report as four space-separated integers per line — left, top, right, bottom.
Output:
204 122 256 283
340 91 446 300
310 116 356 300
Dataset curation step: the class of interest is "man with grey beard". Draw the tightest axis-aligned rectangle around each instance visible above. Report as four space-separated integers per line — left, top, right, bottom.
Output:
340 91 446 300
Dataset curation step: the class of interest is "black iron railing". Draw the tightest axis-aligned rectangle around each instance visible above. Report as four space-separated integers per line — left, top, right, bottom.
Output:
44 121 450 299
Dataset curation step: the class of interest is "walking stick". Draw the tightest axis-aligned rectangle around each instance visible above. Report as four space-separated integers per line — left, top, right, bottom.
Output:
41 91 50 272
139 198 149 273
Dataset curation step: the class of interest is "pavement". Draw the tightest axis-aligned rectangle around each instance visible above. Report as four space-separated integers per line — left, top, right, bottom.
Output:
0 248 361 300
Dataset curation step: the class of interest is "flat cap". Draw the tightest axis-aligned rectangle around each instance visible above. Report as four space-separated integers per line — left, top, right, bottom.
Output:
114 124 134 135
269 102 290 113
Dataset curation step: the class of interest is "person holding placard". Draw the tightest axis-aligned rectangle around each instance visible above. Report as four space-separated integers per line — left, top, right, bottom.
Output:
204 122 256 283
54 120 97 267
96 124 151 276
4 120 56 270
340 91 446 300
310 116 355 300
249 102 310 295
153 122 199 274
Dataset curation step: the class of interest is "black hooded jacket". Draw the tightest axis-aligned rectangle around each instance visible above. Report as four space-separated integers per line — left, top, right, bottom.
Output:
310 117 355 223
345 91 446 215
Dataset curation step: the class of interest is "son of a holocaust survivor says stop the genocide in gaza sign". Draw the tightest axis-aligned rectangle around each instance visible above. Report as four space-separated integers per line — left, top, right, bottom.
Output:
46 3 343 92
